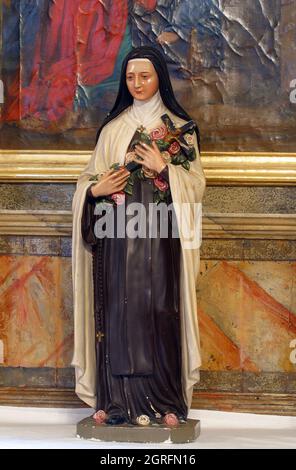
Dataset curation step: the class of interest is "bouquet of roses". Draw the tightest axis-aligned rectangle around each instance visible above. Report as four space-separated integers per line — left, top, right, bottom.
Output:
89 114 197 206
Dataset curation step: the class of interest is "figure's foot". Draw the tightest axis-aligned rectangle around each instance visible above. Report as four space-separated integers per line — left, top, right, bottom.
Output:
93 410 107 424
163 413 179 427
105 414 127 426
179 417 187 424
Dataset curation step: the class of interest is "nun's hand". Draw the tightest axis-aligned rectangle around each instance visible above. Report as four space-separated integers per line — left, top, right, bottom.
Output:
135 141 167 174
90 168 130 197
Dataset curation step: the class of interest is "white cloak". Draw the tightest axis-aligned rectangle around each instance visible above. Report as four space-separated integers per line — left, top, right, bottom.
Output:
71 105 206 409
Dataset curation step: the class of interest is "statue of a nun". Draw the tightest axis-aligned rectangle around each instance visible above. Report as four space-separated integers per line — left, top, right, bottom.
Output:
72 46 206 427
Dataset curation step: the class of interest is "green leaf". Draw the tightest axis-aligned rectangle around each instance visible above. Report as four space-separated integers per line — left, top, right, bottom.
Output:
158 190 167 201
187 147 196 161
124 183 133 195
172 152 186 164
110 162 121 170
156 139 170 151
182 160 190 170
140 133 152 146
89 174 99 181
153 193 161 205
127 174 135 185
133 168 141 178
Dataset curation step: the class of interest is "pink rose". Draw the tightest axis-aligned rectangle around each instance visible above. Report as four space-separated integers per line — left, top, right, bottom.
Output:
125 151 136 164
163 413 179 427
184 133 194 146
154 176 168 192
168 141 181 155
150 125 167 141
111 191 126 205
93 410 107 424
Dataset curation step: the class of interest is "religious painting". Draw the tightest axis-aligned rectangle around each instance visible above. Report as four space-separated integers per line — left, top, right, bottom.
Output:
0 1 295 151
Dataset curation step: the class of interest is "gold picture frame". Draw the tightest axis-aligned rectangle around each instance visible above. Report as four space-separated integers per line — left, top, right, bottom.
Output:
0 150 295 185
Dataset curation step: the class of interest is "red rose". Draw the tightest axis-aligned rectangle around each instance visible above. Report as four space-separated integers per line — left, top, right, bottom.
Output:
111 191 125 205
168 141 181 155
154 176 168 192
150 125 167 141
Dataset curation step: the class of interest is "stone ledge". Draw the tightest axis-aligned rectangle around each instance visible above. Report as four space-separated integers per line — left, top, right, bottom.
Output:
77 416 200 444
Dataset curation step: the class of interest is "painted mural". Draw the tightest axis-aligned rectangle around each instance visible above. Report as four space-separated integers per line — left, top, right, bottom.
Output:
198 260 296 373
0 255 73 368
1 0 295 151
0 255 295 377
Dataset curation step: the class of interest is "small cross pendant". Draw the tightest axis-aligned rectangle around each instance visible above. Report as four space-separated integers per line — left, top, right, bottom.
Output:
96 331 105 342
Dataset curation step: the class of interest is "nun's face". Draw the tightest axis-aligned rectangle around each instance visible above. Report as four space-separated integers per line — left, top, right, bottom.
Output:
126 60 159 100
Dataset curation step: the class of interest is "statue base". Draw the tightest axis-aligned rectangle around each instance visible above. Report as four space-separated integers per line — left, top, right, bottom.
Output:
77 416 200 444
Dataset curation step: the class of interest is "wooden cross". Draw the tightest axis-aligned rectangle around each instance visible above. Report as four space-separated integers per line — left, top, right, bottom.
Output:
160 113 197 159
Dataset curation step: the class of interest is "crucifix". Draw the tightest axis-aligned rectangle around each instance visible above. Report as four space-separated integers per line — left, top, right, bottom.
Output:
96 331 105 342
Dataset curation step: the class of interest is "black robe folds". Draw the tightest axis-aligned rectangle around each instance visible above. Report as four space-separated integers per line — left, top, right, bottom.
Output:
81 166 187 424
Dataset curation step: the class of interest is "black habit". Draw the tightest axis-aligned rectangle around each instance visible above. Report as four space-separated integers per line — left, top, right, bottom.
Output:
81 166 187 424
